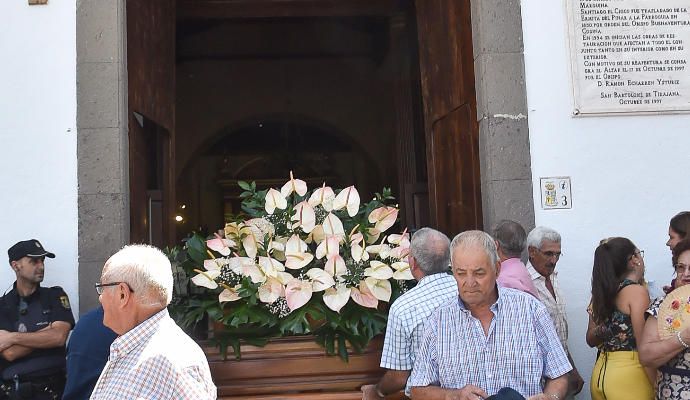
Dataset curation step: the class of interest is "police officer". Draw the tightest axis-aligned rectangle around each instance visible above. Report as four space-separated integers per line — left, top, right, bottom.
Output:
0 239 74 399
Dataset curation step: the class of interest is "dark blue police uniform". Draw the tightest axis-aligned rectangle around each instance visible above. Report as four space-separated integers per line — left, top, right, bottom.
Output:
0 284 75 399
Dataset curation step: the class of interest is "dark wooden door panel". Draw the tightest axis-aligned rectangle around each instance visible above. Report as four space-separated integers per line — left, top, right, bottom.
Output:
415 0 482 236
127 0 176 246
428 105 481 234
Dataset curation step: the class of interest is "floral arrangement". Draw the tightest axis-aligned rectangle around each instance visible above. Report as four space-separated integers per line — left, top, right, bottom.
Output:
172 173 413 360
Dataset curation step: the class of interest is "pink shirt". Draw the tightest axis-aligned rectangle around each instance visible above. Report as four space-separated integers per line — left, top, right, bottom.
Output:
497 258 539 298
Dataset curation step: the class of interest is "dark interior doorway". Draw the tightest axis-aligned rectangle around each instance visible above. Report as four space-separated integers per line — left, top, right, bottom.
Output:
127 0 482 247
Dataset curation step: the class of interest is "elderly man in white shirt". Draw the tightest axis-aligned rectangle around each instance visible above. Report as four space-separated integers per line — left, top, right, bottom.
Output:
526 227 584 398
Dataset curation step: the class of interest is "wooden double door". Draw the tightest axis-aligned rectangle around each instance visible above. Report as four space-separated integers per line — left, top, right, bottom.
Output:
127 0 482 247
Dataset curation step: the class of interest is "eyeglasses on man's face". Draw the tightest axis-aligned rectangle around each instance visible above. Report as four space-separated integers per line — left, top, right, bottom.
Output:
95 282 134 295
537 248 562 259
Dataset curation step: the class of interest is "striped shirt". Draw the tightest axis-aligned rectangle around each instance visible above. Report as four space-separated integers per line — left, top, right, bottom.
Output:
380 273 458 393
408 286 572 397
526 261 569 351
90 309 216 400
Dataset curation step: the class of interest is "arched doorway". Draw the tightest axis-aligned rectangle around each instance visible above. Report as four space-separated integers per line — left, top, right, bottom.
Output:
175 115 383 241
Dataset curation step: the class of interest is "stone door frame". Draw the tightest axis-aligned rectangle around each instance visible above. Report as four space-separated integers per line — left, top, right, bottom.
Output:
76 0 533 313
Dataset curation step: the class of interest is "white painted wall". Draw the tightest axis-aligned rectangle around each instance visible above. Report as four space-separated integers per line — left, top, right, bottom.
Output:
522 1 690 398
0 2 78 312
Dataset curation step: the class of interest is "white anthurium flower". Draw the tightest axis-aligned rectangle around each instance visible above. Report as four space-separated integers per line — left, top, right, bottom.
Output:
387 231 410 247
323 284 351 313
308 184 335 211
366 228 381 244
265 188 287 215
332 186 360 217
325 254 347 277
280 171 308 198
285 278 313 311
258 277 285 304
350 283 378 308
307 268 335 292
219 286 242 302
365 277 392 302
206 236 236 256
291 201 316 233
351 242 369 262
203 258 227 272
228 257 265 284
284 234 314 269
306 225 325 244
242 232 262 259
270 237 287 261
364 261 394 280
258 256 285 278
392 261 414 280
315 235 340 260
191 269 220 289
368 206 399 234
275 271 295 285
365 243 391 260
322 213 345 237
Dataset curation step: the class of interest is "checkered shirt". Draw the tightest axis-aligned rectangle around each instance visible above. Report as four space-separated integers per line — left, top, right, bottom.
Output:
526 261 569 351
408 287 572 397
90 309 216 400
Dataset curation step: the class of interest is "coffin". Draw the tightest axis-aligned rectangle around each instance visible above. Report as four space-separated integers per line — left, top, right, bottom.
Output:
203 336 406 399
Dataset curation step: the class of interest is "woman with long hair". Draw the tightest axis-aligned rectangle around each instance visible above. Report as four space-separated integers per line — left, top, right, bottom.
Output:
587 237 654 400
640 239 690 399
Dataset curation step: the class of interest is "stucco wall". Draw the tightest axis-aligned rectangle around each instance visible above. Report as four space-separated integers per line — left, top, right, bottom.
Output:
522 1 690 398
0 2 78 311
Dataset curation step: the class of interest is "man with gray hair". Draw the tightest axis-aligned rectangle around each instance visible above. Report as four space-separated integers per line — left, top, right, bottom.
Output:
361 228 457 399
90 245 216 400
526 227 583 398
409 230 571 399
493 220 538 298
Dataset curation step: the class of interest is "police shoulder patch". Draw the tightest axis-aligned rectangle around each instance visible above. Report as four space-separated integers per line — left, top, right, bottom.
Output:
59 295 71 310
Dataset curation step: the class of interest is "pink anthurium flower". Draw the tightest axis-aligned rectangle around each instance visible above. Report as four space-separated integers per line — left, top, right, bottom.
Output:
307 268 335 292
280 171 308 197
219 286 242 302
323 284 351 312
364 261 394 280
206 234 236 256
258 278 285 304
316 235 341 260
332 186 360 217
228 256 265 284
368 206 398 234
265 188 287 215
308 184 335 211
351 242 369 262
365 277 392 302
291 201 316 233
284 234 314 269
325 254 347 277
322 213 345 237
350 283 378 308
285 278 313 311
392 261 413 280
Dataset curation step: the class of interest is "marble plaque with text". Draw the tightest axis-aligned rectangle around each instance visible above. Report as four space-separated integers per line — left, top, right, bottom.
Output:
567 0 690 115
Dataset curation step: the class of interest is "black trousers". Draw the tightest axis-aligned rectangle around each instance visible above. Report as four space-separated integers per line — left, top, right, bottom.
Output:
0 375 64 400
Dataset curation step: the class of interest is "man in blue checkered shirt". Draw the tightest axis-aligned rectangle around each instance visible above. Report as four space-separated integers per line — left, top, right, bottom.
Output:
409 230 572 400
361 227 458 399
